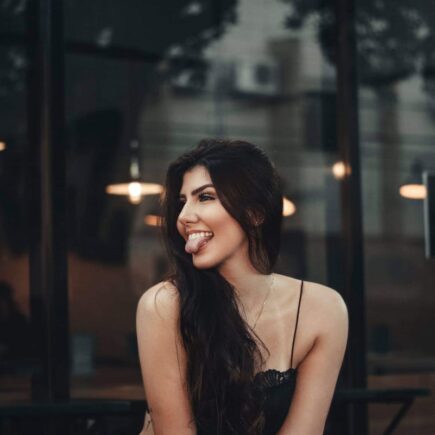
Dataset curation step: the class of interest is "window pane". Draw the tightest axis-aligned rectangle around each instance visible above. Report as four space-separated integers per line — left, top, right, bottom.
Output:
65 0 340 414
355 1 435 432
0 45 31 402
64 0 231 56
0 2 27 35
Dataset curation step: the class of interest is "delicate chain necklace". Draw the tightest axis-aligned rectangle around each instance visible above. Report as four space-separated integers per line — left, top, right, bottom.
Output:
239 273 275 331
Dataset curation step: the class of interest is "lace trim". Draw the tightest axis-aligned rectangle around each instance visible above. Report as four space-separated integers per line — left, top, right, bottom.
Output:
253 367 297 390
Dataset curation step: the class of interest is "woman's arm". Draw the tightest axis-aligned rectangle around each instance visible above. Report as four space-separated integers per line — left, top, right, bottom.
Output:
278 284 349 435
136 281 196 435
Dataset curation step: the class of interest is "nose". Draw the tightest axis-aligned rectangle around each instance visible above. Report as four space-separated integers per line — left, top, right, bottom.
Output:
178 201 200 225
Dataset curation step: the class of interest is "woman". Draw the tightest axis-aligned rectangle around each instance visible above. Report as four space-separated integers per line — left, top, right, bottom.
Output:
136 139 348 435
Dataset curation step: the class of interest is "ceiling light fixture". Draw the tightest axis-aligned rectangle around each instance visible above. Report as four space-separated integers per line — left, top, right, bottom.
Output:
106 139 164 204
399 160 427 200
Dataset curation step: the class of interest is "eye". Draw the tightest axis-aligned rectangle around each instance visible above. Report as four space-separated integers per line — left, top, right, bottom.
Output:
178 193 215 205
199 193 214 202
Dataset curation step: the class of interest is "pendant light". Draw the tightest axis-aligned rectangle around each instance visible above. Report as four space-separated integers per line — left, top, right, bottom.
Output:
106 139 164 204
399 160 427 200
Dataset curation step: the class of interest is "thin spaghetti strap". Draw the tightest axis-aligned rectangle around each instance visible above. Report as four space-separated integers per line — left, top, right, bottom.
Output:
290 280 304 369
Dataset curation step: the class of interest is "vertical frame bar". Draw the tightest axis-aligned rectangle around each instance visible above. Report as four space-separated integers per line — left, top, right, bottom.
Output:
423 172 435 259
27 0 69 401
335 0 368 433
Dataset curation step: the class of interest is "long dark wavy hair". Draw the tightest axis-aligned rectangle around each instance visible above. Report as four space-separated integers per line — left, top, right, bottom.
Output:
159 138 284 434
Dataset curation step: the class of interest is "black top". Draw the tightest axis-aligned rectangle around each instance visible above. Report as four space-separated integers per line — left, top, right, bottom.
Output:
197 279 304 435
253 367 297 434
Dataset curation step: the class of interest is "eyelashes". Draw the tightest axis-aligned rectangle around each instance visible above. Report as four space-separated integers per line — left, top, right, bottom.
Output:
178 193 215 205
198 193 215 202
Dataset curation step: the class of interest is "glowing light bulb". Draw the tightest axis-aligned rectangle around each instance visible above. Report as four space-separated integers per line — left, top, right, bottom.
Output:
106 182 164 200
399 184 427 200
283 197 296 216
332 161 351 179
144 214 163 227
128 182 143 204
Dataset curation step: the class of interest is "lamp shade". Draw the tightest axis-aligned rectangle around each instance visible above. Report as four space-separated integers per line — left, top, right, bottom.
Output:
105 139 164 204
399 160 427 200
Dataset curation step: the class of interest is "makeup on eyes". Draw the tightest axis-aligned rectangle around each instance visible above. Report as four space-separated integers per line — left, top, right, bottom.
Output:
179 192 214 204
179 183 215 200
178 184 216 203
199 192 214 198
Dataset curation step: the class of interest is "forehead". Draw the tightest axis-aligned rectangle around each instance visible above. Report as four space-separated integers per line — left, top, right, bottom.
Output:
180 165 212 191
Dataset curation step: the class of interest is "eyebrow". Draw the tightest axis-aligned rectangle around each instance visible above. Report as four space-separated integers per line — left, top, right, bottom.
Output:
179 183 215 198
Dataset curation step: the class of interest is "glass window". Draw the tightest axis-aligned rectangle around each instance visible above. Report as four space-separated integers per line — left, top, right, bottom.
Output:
64 0 230 56
0 45 31 402
355 2 435 433
65 0 341 403
0 2 27 35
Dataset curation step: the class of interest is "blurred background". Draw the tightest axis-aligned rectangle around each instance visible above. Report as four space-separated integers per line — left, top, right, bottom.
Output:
0 0 434 434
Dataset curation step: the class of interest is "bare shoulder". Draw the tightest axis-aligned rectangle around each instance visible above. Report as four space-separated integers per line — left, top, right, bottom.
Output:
303 280 348 312
277 274 347 315
302 280 349 336
137 280 180 323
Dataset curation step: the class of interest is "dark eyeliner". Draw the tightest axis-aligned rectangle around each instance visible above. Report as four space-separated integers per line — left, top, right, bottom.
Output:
199 193 214 201
178 192 215 204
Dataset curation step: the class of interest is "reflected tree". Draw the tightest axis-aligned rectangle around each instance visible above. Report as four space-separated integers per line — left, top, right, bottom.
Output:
0 0 239 260
62 0 239 262
64 0 238 86
282 0 435 89
281 0 435 237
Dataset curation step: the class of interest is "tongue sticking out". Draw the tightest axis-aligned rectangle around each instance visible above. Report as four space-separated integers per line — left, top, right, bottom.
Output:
185 235 213 254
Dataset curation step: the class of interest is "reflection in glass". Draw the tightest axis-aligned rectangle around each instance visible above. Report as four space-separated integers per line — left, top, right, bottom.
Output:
65 1 340 416
349 0 435 432
0 45 31 401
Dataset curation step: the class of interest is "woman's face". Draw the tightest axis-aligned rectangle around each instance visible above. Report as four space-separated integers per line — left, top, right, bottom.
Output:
176 165 249 270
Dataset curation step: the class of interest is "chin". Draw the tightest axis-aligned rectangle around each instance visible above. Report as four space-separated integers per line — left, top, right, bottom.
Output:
192 256 220 269
192 250 228 270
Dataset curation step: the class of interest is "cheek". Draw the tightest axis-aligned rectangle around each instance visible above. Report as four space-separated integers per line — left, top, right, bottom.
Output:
208 209 229 230
212 213 247 243
228 226 247 245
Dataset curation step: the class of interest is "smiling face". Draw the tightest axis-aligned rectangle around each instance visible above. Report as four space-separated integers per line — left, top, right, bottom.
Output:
176 165 250 270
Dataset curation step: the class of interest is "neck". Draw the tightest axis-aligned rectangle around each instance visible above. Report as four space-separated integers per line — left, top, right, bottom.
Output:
219 265 274 313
